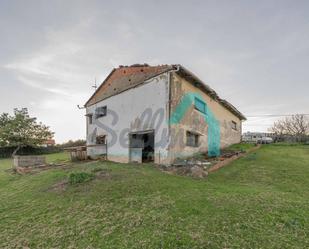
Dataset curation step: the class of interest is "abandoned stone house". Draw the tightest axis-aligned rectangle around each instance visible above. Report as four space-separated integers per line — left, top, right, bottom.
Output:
84 64 246 164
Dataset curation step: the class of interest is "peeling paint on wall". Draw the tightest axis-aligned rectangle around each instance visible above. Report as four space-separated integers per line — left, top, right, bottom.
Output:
169 92 221 156
86 66 243 165
86 73 170 164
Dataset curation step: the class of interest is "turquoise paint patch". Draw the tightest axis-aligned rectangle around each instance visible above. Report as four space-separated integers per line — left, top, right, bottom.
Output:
194 97 206 113
169 92 220 157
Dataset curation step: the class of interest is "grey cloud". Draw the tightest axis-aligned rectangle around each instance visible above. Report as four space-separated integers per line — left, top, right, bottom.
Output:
1 0 308 141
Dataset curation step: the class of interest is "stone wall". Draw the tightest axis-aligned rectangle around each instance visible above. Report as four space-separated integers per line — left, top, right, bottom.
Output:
13 155 46 168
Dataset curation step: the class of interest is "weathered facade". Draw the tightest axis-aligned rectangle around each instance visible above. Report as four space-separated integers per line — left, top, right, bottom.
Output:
84 64 245 165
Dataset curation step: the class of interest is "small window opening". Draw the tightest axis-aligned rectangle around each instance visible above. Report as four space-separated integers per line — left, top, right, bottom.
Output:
186 131 199 147
95 106 107 119
88 114 93 125
194 97 206 114
231 121 237 130
96 135 106 145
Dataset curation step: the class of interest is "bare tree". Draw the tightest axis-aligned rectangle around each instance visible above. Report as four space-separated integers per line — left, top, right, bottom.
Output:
269 114 309 142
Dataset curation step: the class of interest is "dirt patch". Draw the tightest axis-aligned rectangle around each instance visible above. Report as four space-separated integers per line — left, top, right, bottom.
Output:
49 180 68 192
159 164 208 178
94 169 111 180
47 168 112 192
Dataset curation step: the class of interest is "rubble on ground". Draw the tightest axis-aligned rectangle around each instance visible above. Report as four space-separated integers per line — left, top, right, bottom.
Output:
158 150 244 179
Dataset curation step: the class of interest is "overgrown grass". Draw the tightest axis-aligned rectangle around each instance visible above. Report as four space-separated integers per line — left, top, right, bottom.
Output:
226 142 256 152
46 152 70 163
0 146 308 248
68 172 95 185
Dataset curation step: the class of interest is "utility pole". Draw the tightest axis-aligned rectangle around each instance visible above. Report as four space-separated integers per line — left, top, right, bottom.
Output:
92 77 97 91
77 77 97 109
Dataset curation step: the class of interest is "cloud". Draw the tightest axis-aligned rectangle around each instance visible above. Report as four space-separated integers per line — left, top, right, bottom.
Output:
16 75 71 97
1 0 309 142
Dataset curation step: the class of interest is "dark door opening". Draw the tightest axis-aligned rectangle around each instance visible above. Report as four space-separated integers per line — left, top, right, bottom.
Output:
129 130 154 163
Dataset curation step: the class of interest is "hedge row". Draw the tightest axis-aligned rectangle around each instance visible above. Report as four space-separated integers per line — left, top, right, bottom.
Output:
0 146 63 158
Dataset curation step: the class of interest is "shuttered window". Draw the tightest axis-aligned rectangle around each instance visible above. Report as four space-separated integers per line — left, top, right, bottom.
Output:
194 98 206 114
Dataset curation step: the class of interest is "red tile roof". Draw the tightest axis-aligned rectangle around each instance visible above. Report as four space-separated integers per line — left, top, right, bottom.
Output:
85 64 173 107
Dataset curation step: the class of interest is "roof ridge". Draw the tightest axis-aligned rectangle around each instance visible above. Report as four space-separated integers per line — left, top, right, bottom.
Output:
84 64 246 120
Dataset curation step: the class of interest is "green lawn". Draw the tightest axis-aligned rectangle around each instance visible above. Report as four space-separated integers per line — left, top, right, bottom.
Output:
0 146 308 248
225 142 256 152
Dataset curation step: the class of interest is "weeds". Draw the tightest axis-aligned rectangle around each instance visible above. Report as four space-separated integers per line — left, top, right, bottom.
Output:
68 172 94 185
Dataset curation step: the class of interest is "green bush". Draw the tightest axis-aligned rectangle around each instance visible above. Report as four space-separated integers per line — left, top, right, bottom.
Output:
68 172 94 185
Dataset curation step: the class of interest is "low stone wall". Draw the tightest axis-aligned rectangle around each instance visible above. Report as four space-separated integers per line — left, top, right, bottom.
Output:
13 155 46 168
208 144 261 173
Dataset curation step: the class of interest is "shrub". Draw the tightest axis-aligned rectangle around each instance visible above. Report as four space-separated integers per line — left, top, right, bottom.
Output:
68 172 94 185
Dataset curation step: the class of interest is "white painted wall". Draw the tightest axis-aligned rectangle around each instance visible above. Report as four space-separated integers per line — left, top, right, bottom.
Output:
86 73 170 163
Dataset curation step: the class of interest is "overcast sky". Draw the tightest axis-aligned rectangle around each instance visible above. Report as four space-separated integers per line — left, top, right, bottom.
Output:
1 0 308 143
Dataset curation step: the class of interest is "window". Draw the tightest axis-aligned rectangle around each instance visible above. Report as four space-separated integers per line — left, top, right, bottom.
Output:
194 97 206 114
96 135 106 145
186 131 199 147
86 113 93 124
231 121 237 130
95 106 107 119
88 114 93 125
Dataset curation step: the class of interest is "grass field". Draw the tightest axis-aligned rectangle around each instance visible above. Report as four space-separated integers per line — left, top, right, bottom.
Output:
0 145 308 248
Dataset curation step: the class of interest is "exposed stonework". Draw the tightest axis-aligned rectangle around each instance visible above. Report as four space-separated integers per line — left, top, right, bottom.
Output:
190 165 209 178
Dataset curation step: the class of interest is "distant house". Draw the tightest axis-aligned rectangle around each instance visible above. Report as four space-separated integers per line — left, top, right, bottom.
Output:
242 132 274 143
84 64 246 164
41 139 55 147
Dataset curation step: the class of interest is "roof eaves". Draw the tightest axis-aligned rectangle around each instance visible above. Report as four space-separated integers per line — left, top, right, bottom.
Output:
84 66 176 107
84 68 117 107
176 65 246 121
219 99 247 120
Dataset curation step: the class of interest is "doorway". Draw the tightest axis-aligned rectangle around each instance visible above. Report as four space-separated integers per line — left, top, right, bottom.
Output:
129 130 154 163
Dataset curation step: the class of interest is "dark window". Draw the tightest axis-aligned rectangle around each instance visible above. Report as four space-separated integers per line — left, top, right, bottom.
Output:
88 114 93 125
194 97 206 114
96 135 106 145
231 121 237 130
95 106 107 119
186 131 199 147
